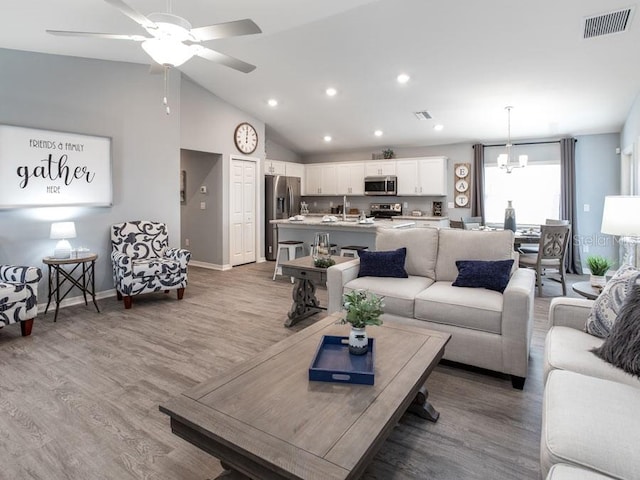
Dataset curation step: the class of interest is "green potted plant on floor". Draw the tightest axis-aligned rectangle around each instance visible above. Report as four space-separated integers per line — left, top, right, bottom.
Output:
586 255 612 288
340 290 384 355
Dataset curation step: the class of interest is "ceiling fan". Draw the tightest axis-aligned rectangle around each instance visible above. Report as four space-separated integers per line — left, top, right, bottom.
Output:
47 0 262 73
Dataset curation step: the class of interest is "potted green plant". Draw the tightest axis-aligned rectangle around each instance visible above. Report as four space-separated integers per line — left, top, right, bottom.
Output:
586 255 612 288
340 290 384 355
382 148 395 159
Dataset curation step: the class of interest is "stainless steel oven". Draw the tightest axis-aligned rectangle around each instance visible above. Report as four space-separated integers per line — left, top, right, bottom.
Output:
364 176 397 196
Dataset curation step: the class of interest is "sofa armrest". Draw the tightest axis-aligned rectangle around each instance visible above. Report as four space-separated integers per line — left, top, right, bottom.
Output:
548 297 593 330
0 265 42 284
327 259 360 314
165 248 192 269
501 268 536 377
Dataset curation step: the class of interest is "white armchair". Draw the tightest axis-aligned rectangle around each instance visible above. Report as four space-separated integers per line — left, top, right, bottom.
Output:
111 221 191 309
0 264 42 336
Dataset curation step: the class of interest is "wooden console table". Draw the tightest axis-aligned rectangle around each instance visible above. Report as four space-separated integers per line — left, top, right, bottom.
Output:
280 255 354 327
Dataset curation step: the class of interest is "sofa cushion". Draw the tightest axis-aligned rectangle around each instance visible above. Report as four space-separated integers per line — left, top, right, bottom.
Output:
357 248 408 278
376 227 438 279
435 229 514 282
585 264 640 338
592 284 640 377
452 259 514 293
344 275 433 318
544 326 640 388
546 463 617 480
541 370 640 479
414 281 503 334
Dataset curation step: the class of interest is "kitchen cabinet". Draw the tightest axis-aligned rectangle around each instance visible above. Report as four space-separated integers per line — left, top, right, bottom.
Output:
396 157 448 196
304 164 338 195
365 161 396 176
336 162 365 195
285 162 304 179
264 159 286 176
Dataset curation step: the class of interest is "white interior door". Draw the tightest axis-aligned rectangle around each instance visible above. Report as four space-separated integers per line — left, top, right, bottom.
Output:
231 158 257 266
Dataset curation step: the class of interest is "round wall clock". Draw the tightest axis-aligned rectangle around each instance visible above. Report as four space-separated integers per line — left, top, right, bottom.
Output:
234 122 258 154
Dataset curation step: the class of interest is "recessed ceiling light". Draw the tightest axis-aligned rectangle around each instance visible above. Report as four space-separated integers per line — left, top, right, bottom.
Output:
397 73 410 84
267 98 278 107
374 130 383 137
323 135 332 142
433 124 444 131
326 87 337 97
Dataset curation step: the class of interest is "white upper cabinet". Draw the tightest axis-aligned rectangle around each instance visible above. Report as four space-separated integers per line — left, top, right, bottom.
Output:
364 161 396 176
285 162 304 179
264 159 286 176
396 157 448 196
336 162 365 195
304 163 338 195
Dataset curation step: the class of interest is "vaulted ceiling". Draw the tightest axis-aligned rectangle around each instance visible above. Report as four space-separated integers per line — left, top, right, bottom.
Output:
2 0 639 154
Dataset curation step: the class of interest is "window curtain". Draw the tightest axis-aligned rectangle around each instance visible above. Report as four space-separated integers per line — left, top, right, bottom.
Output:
471 144 485 221
560 137 582 274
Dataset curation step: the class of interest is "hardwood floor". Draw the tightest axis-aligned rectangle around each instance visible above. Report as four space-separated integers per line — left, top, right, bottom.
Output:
0 262 586 480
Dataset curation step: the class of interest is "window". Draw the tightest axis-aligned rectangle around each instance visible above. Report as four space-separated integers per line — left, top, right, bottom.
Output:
483 143 561 226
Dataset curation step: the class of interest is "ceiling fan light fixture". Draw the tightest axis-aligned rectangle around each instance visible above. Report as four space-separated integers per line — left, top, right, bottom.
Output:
141 38 194 67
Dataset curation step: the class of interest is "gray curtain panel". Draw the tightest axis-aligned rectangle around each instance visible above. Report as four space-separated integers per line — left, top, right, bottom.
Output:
472 144 485 222
560 137 582 274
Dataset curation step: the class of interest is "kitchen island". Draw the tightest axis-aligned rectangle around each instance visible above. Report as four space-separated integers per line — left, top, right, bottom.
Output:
271 215 448 254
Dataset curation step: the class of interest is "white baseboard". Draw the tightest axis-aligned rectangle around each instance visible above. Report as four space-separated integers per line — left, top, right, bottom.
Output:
37 288 117 313
189 260 232 271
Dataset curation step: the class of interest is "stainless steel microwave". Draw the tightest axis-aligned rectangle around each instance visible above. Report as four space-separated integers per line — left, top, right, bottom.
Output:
364 176 397 196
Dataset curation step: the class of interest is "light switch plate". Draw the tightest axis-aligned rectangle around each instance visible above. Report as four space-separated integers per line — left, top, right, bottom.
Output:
583 204 590 212
200 202 206 210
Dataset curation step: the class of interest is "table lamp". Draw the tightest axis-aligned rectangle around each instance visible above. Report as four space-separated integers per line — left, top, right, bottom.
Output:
50 221 76 259
601 195 640 268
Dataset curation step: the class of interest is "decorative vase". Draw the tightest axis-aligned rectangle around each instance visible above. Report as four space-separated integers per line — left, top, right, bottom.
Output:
312 232 331 263
348 326 368 355
590 274 607 288
504 200 517 232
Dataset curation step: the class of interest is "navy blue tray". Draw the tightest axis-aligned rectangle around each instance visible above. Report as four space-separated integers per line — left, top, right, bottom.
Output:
308 335 375 385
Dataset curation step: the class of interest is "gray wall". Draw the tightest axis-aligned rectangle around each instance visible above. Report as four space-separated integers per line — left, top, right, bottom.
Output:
621 92 640 152
265 138 302 163
0 48 180 302
180 149 224 266
575 133 621 267
180 77 266 265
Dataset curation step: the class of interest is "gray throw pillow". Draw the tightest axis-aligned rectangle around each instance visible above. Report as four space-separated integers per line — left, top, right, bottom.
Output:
585 265 640 338
591 284 640 377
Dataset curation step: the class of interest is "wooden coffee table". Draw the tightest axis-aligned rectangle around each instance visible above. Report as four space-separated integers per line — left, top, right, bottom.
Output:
160 313 450 480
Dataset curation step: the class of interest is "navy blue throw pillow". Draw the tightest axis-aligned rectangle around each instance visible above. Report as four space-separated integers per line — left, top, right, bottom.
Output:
358 248 408 278
452 259 514 293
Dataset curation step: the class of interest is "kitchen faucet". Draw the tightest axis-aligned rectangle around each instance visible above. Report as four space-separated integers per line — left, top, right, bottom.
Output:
342 195 347 221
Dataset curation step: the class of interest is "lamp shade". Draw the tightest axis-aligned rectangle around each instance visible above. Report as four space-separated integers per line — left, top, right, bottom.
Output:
50 221 76 240
601 196 640 235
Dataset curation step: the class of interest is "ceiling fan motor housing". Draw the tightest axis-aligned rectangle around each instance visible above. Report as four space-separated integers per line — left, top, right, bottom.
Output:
146 13 193 41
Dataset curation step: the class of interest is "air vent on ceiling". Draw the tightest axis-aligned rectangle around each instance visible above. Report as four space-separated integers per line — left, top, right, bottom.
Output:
414 111 432 120
583 7 633 38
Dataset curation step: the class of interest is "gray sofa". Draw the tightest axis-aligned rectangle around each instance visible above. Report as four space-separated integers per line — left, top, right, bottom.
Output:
327 227 536 388
541 297 640 480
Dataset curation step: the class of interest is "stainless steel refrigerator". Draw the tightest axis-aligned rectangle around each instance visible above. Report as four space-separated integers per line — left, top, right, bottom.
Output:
265 175 301 260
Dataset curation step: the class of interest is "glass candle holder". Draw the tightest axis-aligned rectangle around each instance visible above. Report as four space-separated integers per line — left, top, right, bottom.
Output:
312 232 331 262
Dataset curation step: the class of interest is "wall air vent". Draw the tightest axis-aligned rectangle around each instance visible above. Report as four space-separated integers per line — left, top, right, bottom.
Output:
414 111 432 120
583 7 633 38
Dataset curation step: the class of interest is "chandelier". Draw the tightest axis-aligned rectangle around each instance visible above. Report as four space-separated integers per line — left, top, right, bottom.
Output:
497 106 528 173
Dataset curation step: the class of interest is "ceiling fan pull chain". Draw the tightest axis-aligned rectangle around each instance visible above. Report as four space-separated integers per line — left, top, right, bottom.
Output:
163 66 171 115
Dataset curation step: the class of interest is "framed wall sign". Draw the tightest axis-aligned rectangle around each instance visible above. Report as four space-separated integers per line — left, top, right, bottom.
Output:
0 124 112 208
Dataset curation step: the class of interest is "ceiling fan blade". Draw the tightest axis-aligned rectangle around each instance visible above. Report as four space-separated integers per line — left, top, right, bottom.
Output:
190 19 262 42
46 30 147 41
104 0 157 31
195 46 256 73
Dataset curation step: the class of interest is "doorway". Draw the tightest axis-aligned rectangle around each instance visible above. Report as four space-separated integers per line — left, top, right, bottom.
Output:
230 157 258 266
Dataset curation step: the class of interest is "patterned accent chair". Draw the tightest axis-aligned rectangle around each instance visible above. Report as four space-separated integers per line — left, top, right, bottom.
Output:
111 221 191 309
0 265 42 336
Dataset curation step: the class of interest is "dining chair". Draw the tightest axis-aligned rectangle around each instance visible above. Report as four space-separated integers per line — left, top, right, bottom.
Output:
518 224 571 296
449 220 464 229
462 216 483 229
519 219 570 254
